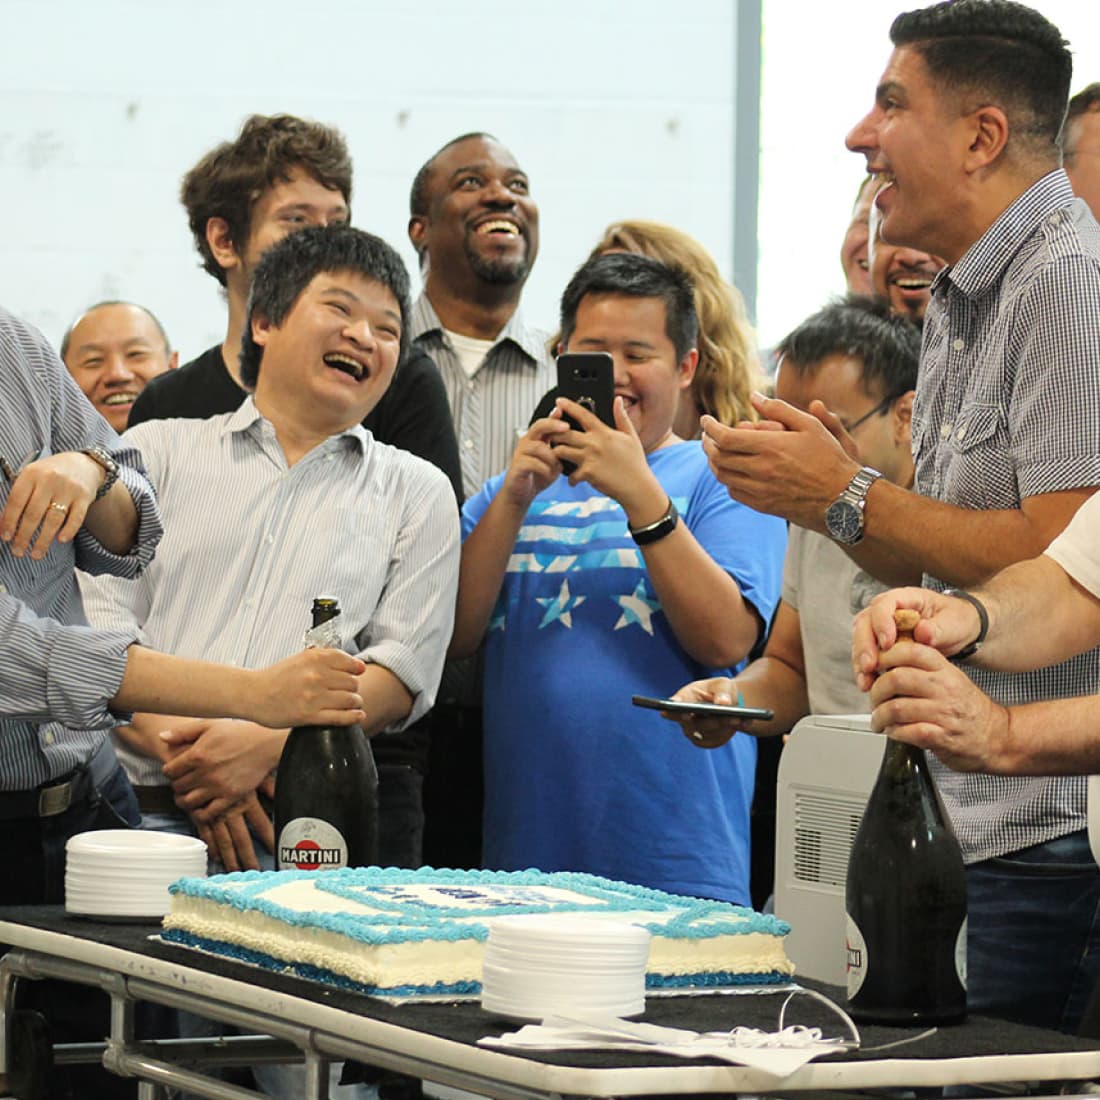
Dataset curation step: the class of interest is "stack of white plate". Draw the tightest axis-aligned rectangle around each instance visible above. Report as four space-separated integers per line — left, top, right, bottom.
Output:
65 829 207 919
481 914 651 1021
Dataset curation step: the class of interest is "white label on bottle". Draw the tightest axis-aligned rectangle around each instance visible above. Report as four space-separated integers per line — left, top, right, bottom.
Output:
845 914 868 997
955 916 968 991
278 817 348 871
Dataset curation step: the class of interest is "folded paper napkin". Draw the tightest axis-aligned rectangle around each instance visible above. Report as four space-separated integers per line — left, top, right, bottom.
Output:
478 1012 856 1078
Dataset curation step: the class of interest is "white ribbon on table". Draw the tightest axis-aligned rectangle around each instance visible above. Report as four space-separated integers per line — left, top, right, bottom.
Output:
478 1012 857 1079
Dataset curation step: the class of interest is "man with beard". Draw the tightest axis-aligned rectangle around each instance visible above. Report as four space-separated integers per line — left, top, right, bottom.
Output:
407 133 555 869
867 198 945 322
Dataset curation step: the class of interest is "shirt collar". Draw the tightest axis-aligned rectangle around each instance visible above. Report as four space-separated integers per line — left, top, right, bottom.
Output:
410 292 549 366
944 169 1076 299
221 395 369 455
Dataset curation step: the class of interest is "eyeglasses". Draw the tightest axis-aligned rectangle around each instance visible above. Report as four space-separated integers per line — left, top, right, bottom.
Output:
843 395 895 434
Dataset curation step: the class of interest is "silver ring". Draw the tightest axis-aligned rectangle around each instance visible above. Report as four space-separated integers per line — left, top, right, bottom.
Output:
691 730 704 742
48 501 69 514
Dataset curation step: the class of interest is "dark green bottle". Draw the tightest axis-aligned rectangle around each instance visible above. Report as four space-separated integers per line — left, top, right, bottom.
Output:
274 597 379 871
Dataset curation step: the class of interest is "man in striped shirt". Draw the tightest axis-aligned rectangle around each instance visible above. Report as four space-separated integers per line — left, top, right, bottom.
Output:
702 0 1100 1033
408 132 555 869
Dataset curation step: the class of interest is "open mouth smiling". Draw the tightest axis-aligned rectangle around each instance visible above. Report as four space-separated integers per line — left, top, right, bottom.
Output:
102 393 138 407
475 219 521 238
324 352 367 382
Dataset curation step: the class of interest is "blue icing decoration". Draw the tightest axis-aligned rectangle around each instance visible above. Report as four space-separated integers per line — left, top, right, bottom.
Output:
168 867 791 954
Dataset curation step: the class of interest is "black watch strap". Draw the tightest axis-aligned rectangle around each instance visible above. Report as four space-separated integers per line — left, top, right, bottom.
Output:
943 588 989 661
629 498 679 546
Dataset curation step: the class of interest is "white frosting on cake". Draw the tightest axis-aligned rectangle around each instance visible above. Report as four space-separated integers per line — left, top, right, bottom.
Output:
162 867 794 996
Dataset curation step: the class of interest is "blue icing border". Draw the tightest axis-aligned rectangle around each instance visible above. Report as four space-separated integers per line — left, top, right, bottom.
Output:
168 866 790 947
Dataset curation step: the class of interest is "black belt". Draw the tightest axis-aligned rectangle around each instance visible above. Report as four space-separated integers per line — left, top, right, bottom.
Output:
0 739 119 821
132 785 179 816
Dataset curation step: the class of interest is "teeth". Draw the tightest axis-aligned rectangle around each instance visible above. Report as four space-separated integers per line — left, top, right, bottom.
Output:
324 353 364 380
477 220 519 235
895 278 931 289
103 393 137 405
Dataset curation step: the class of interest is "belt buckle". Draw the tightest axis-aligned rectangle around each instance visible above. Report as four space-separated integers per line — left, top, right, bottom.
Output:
38 780 74 817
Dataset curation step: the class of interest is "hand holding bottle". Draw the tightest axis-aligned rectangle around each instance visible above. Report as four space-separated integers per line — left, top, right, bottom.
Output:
246 647 366 730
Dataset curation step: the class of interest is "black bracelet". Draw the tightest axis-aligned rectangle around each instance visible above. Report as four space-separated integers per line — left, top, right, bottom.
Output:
629 498 679 546
943 588 989 661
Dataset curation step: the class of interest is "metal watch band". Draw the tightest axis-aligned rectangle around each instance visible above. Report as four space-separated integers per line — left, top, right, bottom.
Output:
942 588 989 661
629 498 679 546
82 446 120 501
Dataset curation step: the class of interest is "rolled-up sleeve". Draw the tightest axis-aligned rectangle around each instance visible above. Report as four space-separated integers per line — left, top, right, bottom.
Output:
0 592 136 727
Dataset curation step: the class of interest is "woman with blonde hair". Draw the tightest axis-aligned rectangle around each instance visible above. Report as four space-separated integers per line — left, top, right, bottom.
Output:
591 220 761 436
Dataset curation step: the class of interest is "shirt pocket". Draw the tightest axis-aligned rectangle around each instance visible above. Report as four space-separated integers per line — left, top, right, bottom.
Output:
940 404 1013 510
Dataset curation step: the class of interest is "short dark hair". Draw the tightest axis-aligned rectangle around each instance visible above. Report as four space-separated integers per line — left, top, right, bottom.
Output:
60 300 171 360
1062 83 1100 164
776 295 920 402
559 253 699 362
890 0 1072 159
182 114 353 287
409 131 498 218
239 225 411 389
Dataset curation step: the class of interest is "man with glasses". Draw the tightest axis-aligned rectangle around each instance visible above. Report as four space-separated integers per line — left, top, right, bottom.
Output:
668 296 919 742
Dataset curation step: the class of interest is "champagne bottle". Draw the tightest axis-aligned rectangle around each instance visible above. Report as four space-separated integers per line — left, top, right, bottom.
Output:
845 610 967 1024
274 597 379 871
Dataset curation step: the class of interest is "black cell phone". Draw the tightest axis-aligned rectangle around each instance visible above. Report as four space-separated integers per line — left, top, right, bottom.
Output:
631 694 774 721
555 352 615 474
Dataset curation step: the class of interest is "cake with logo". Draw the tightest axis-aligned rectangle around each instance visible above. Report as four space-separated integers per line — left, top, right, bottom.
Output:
162 866 794 998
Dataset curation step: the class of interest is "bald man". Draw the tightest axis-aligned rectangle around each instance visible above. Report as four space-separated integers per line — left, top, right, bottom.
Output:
61 301 177 432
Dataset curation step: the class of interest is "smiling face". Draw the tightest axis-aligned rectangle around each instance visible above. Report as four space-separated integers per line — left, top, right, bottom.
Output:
62 303 176 431
563 293 696 455
410 136 538 292
251 270 403 437
846 47 973 263
840 176 879 295
867 201 945 320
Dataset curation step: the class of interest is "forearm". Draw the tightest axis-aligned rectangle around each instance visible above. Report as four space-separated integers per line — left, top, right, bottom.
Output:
114 713 194 764
450 495 527 658
642 525 760 668
359 664 414 735
82 479 139 555
733 656 811 737
112 649 266 719
850 481 1086 588
971 555 1100 671
991 696 1100 775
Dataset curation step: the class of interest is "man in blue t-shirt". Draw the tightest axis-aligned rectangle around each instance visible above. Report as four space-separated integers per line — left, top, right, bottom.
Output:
451 253 786 904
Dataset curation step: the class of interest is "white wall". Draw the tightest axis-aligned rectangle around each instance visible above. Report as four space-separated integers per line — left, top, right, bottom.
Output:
0 0 741 359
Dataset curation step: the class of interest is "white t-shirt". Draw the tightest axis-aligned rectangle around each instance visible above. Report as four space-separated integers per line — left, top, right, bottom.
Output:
1045 492 1100 598
445 328 496 379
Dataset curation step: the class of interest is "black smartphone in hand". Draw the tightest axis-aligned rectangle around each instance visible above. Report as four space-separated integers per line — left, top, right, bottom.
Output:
631 694 775 721
555 352 615 473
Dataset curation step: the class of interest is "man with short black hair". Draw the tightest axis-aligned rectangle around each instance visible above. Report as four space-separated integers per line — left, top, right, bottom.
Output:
701 0 1100 1031
452 252 785 905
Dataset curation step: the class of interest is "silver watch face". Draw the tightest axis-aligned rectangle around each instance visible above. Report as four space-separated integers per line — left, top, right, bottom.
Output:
826 499 863 544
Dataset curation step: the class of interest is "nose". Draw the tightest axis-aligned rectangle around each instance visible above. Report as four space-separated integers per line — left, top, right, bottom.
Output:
102 353 136 384
482 177 516 207
345 317 378 350
846 108 878 156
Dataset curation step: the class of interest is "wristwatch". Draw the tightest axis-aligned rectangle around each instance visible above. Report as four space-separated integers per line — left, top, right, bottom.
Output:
82 445 120 501
824 466 882 545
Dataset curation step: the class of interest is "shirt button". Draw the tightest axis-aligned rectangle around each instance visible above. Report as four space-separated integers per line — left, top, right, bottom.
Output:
0 583 6 595
326 454 336 462
467 382 475 393
940 423 953 438
956 427 967 441
463 439 474 451
43 731 55 745
952 338 965 351
266 534 275 545
1049 212 1062 225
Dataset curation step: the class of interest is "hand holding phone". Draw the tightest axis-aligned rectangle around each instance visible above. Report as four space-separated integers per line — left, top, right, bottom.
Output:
555 352 615 473
631 695 774 721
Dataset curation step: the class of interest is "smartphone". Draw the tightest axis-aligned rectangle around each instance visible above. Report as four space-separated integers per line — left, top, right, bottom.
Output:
555 352 615 474
631 694 774 721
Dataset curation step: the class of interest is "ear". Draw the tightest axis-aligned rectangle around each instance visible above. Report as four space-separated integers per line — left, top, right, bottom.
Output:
963 105 1009 172
251 312 274 348
677 348 699 390
891 389 915 445
206 217 241 273
167 350 179 371
408 215 427 251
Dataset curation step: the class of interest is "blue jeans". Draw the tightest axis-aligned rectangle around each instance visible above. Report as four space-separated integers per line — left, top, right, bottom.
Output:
967 829 1100 1032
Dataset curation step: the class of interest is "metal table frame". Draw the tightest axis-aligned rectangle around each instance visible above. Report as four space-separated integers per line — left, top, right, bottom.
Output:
4 916 1100 1100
